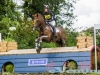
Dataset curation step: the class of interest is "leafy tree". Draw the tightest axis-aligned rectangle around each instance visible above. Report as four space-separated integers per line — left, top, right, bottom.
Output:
0 0 22 39
22 0 77 27
65 27 79 46
81 27 100 47
0 0 79 49
14 20 37 49
21 0 78 48
81 27 94 36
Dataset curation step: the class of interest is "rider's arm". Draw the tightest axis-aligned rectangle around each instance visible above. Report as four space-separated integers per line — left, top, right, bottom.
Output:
42 12 45 20
50 11 55 21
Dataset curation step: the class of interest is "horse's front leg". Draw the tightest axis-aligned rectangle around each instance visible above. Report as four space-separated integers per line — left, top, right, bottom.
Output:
39 35 49 46
38 36 49 53
35 36 48 53
38 37 42 50
35 37 41 53
35 37 38 49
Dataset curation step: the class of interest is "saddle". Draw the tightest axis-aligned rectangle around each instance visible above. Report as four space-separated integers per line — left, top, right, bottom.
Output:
45 22 59 37
46 22 59 33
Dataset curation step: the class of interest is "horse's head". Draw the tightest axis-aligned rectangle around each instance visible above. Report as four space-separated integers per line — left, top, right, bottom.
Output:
32 13 44 30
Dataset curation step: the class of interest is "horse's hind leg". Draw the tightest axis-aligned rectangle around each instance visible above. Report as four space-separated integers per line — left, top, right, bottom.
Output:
63 39 66 47
61 39 66 47
56 41 62 47
56 39 65 47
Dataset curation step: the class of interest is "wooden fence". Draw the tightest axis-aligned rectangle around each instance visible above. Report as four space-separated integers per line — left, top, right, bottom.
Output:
0 41 17 52
76 36 93 48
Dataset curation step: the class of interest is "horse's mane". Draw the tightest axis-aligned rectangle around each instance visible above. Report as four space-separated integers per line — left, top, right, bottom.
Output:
37 13 43 17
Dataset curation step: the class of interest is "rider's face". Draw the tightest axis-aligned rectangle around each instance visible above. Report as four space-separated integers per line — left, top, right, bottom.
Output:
44 8 48 12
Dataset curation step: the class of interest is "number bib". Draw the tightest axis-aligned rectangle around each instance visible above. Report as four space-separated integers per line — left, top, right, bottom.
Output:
44 15 51 19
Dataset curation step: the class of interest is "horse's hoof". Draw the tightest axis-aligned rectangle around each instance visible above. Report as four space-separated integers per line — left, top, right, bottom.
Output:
37 51 40 54
39 46 42 50
36 49 40 54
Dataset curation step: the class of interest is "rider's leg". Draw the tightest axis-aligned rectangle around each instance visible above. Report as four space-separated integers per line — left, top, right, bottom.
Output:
52 25 57 37
49 21 57 37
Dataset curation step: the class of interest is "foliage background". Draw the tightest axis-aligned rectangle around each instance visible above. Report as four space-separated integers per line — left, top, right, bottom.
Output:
0 0 99 49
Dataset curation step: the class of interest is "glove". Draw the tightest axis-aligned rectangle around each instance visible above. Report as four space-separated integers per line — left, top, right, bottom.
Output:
45 19 53 22
45 20 49 22
45 21 48 24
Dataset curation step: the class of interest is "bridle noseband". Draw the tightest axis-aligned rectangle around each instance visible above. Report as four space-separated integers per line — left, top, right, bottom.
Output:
33 19 42 30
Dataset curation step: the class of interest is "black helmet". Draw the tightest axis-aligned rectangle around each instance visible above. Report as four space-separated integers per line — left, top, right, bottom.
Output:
44 5 49 9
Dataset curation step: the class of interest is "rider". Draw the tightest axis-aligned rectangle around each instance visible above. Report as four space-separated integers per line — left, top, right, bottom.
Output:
43 5 57 37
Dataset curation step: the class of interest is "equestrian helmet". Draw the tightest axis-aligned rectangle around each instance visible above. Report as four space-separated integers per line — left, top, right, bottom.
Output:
44 5 49 9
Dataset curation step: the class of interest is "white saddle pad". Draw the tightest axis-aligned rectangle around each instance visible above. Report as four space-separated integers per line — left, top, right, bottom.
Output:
50 27 59 33
46 26 59 33
56 28 59 32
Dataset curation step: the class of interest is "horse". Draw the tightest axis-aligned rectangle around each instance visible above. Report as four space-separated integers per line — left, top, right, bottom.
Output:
33 13 66 53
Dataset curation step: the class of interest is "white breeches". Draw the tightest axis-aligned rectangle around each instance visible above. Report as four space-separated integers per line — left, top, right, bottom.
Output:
48 20 56 26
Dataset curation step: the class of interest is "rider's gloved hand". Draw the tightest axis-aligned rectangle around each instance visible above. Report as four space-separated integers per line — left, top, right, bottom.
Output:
46 19 53 22
45 20 49 22
45 20 48 25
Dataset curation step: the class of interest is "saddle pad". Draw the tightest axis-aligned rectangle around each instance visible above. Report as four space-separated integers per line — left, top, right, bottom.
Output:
46 26 59 32
56 28 59 32
50 27 59 32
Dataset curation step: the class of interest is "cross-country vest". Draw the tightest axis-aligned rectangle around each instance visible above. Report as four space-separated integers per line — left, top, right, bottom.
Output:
43 10 55 21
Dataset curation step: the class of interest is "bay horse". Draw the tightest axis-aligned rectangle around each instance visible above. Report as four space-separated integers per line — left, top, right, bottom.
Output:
33 13 66 53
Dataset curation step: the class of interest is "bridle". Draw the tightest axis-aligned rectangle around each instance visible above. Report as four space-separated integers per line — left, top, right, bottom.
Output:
33 16 47 31
33 19 42 30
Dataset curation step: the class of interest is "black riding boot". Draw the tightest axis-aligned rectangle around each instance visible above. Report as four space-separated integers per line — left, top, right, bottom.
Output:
52 26 57 38
47 23 57 38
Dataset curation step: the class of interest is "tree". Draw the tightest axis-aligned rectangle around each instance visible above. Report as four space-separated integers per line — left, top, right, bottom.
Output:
22 0 77 27
65 27 79 46
81 27 100 47
14 20 37 49
20 0 78 48
0 0 78 49
81 27 94 36
0 0 22 39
